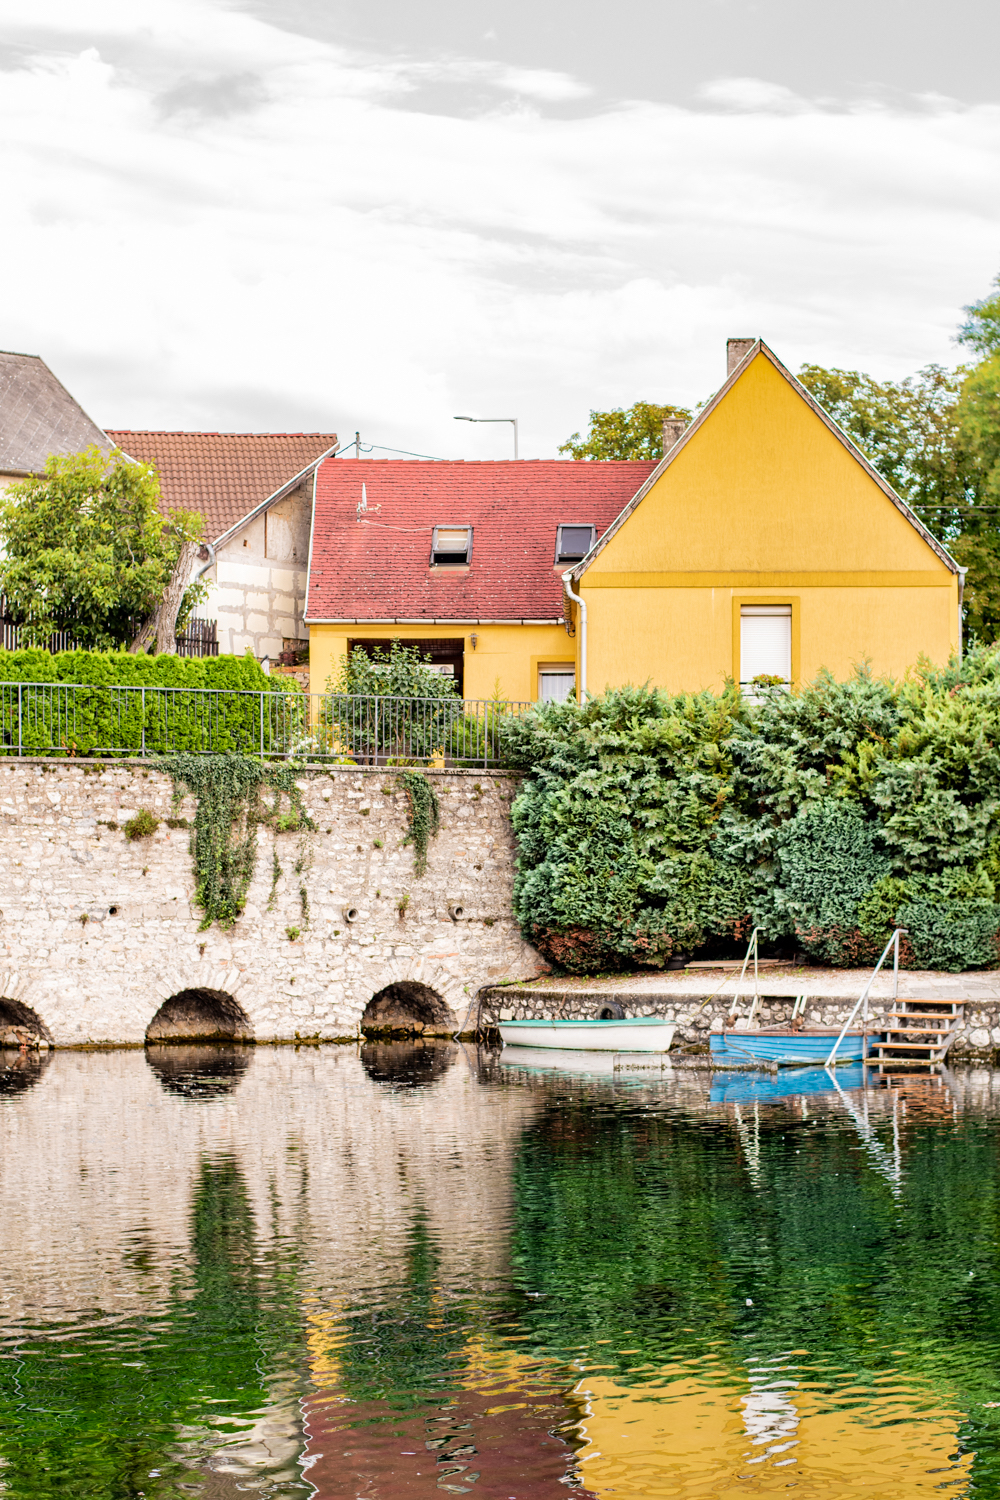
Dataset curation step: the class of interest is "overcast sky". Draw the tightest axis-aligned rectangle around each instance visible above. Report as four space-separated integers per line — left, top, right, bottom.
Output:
1 0 998 459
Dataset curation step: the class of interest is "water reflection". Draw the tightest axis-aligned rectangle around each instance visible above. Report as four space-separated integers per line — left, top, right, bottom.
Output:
2 1047 1000 1497
361 1038 458 1089
145 1041 255 1099
0 1047 51 1097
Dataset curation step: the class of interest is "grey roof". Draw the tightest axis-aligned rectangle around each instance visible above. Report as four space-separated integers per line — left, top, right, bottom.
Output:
0 351 109 476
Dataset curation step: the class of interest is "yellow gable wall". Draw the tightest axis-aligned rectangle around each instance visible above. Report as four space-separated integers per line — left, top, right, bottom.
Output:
581 351 958 693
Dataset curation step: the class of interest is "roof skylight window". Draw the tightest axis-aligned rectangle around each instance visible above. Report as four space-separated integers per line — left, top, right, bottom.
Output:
556 524 596 563
432 525 472 565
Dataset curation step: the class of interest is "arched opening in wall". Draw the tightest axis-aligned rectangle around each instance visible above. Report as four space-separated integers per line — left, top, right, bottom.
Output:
146 1044 254 1099
0 998 53 1048
145 990 254 1045
361 981 454 1038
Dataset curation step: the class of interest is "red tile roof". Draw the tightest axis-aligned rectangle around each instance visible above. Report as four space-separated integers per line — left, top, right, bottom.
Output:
105 430 338 541
306 459 656 622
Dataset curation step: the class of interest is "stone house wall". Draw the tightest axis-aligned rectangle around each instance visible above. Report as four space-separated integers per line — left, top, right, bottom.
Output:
204 479 313 663
0 762 542 1046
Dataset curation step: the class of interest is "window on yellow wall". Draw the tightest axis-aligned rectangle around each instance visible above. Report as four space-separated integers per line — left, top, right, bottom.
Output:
740 605 791 688
538 665 576 702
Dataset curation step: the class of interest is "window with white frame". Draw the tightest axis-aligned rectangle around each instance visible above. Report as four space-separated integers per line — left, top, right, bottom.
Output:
555 524 596 563
740 605 791 688
431 526 472 565
538 664 576 702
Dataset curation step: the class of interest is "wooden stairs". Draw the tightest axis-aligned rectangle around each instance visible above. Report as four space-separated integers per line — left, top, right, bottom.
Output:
868 999 964 1068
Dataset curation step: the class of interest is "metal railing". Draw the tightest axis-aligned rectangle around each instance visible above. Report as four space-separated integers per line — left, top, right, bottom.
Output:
0 684 530 765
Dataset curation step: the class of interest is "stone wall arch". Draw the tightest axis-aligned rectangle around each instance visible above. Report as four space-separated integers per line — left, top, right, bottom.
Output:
361 981 455 1037
0 998 53 1047
145 989 254 1044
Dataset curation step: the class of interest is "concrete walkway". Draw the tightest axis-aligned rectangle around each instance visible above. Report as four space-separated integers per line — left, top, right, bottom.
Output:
507 962 1000 1003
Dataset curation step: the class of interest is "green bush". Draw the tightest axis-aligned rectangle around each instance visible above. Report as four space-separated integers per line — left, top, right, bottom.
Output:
0 648 303 757
503 647 1000 973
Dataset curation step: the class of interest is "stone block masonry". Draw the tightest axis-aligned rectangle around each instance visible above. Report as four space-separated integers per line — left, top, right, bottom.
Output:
0 763 543 1046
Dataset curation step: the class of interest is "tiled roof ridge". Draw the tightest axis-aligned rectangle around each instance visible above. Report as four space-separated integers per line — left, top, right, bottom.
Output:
106 429 337 439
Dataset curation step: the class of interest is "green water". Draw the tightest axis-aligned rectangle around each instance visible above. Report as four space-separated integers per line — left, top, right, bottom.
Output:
1 1043 999 1497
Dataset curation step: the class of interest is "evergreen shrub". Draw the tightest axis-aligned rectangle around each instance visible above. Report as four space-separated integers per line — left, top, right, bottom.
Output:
502 647 1000 973
0 649 300 756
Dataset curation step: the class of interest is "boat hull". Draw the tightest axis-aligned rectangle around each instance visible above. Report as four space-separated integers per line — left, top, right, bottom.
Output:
711 1029 874 1067
498 1018 676 1053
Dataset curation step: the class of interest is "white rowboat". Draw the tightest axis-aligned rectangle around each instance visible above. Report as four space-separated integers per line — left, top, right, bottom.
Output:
498 1017 676 1052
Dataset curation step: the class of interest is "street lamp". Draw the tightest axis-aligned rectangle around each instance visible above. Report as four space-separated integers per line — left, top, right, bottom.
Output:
454 415 519 459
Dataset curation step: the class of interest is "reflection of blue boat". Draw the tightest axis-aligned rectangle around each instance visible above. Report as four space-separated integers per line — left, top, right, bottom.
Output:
710 1029 878 1067
710 1065 865 1104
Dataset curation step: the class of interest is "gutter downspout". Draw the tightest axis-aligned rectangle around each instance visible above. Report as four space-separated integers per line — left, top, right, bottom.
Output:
195 541 217 580
958 566 968 659
562 570 587 698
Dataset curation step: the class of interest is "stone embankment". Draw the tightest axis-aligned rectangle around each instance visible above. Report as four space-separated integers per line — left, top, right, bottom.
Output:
482 964 1000 1060
0 761 542 1047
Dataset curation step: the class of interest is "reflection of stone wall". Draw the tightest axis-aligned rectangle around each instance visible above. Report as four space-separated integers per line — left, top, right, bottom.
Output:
0 763 542 1045
0 1046 543 1329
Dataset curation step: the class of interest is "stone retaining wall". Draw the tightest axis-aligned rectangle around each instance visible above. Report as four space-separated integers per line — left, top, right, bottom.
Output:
0 761 542 1046
481 987 1000 1059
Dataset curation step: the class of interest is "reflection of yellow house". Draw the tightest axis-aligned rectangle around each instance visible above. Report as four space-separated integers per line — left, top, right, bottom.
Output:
572 1366 972 1498
564 339 962 696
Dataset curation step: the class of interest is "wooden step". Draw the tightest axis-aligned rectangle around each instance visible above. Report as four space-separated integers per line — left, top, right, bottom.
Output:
871 1041 948 1053
884 1027 950 1038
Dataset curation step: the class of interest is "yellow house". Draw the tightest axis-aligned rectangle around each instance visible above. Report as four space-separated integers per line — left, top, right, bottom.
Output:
565 339 962 695
305 456 657 702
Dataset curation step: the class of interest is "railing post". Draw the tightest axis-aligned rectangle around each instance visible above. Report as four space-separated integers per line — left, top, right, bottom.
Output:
259 692 264 758
17 682 22 757
141 686 146 758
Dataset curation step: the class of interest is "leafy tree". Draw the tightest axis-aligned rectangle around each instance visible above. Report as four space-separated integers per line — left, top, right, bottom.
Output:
328 638 459 700
797 362 978 535
0 445 205 653
559 399 692 461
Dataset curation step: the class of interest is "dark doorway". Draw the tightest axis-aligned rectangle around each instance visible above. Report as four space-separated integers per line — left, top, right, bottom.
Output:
348 638 465 696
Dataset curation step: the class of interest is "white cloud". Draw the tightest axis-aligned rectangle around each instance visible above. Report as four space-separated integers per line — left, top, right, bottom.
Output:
0 0 997 461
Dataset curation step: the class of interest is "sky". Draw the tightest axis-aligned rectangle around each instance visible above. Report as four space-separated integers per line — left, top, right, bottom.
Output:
1 0 998 460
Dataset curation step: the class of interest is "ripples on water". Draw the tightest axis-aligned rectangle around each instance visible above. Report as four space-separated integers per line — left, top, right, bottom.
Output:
1 1041 1000 1498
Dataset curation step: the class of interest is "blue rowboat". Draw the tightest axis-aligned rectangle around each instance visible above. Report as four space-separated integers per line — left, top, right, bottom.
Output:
710 1028 876 1067
498 1017 676 1053
710 1064 866 1103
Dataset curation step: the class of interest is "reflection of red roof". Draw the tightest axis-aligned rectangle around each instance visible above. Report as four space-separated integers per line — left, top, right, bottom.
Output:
306 459 656 623
105 430 337 541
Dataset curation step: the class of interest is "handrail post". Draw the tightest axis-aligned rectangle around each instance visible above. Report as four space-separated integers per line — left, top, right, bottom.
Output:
141 686 146 758
826 928 905 1068
17 682 22 757
259 692 264 758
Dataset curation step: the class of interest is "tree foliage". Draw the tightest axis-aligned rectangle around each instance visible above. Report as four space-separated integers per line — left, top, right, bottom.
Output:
328 638 459 700
0 446 204 651
558 400 692 461
502 649 1000 973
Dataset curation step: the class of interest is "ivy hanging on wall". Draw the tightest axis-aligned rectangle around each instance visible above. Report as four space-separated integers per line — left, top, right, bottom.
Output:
397 770 440 877
166 755 316 930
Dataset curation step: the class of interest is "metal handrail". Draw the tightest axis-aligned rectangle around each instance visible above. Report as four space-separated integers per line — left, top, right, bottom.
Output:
728 926 761 1025
825 927 906 1068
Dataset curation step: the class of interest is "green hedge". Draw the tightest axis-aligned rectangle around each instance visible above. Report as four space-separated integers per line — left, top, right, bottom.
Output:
0 649 305 757
501 647 1000 973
